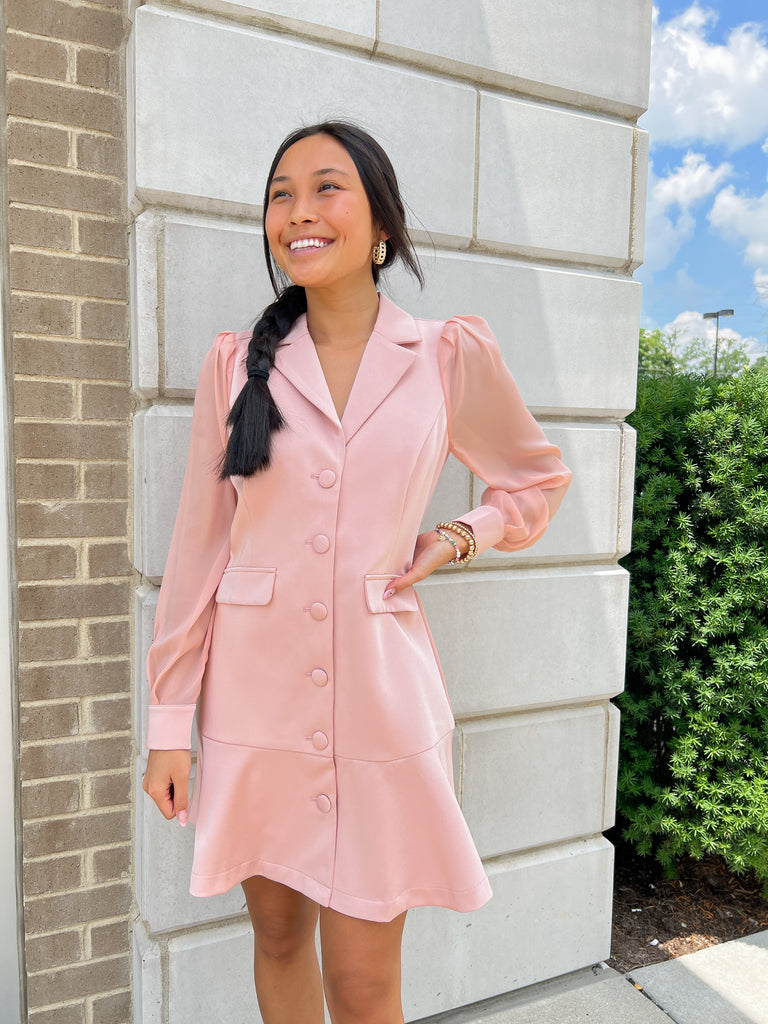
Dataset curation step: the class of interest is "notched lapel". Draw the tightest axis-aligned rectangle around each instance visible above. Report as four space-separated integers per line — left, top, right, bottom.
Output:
274 321 340 428
341 332 417 443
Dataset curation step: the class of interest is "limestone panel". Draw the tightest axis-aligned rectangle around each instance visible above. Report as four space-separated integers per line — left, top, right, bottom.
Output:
167 921 257 1024
387 252 640 418
130 212 159 397
618 424 637 558
136 759 245 932
401 837 614 1017
477 93 635 266
632 129 651 270
379 0 652 117
133 920 162 1024
417 567 629 716
134 405 192 583
603 702 621 830
458 707 611 857
131 6 475 242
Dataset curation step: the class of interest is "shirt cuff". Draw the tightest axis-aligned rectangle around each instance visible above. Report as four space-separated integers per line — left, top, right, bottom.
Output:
454 506 505 555
146 705 197 750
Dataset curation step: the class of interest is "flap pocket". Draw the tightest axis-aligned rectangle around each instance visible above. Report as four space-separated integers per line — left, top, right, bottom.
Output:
216 567 276 606
363 574 419 614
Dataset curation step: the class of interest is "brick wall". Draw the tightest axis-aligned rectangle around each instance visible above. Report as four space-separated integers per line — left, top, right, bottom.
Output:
5 0 134 1020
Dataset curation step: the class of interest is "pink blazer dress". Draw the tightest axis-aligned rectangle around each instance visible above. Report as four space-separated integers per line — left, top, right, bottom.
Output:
146 294 572 922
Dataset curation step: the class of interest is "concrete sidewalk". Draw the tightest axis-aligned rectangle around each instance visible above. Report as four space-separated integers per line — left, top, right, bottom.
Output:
418 929 768 1023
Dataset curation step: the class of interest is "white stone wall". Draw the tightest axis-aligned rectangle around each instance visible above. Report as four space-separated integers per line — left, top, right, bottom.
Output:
128 2 650 1020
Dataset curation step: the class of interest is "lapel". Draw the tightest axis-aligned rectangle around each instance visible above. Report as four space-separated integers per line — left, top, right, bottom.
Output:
274 294 422 443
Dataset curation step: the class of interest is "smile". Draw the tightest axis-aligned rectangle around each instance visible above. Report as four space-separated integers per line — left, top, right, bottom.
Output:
289 238 332 252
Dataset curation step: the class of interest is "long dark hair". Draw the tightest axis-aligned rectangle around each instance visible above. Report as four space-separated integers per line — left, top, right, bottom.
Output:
219 121 424 479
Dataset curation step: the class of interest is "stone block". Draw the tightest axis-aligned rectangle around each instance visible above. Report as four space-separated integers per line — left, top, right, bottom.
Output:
417 566 629 716
618 424 637 558
457 707 612 857
387 252 640 417
135 759 245 931
477 93 635 267
378 0 652 117
130 6 475 242
133 919 162 1024
603 702 621 830
632 129 651 271
130 213 159 396
167 920 257 1024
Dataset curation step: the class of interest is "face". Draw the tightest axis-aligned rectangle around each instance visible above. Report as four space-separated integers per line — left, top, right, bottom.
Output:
265 134 384 293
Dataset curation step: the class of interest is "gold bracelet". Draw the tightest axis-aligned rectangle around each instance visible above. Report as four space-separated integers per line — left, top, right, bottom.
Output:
435 521 477 564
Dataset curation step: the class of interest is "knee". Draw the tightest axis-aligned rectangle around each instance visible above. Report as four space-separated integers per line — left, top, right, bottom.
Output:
324 970 400 1023
251 909 315 961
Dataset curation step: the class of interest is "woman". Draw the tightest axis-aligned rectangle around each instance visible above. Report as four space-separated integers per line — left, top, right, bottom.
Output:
143 121 571 1024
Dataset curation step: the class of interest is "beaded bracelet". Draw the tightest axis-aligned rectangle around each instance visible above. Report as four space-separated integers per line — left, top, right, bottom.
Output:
435 520 477 565
435 528 461 561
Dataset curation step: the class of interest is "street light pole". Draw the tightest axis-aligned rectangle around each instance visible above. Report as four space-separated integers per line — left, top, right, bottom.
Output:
703 309 734 377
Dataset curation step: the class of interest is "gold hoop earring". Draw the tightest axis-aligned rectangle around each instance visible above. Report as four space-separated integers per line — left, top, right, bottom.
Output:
372 240 387 266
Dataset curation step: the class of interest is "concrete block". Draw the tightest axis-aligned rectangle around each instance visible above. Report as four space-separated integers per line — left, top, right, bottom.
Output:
402 837 614 1018
386 253 641 418
130 6 476 243
378 0 652 117
136 758 246 932
458 707 611 857
477 94 635 267
130 212 160 397
132 918 162 1024
417 566 629 716
618 424 637 558
134 405 192 583
168 920 258 1024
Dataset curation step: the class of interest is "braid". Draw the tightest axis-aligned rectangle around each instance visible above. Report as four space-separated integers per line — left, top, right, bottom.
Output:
219 285 307 478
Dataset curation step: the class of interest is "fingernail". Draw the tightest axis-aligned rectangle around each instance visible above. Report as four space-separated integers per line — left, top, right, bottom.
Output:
178 810 188 827
383 588 395 599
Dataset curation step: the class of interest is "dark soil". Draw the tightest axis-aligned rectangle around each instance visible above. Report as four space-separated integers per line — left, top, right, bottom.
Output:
607 851 768 974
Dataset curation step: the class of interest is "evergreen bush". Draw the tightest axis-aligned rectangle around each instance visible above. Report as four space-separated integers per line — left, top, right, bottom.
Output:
618 369 768 886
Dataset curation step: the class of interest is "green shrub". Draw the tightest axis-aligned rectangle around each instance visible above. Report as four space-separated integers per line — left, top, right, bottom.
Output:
618 369 768 885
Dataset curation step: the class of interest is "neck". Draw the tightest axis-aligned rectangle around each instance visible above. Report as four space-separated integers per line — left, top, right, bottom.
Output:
305 279 380 349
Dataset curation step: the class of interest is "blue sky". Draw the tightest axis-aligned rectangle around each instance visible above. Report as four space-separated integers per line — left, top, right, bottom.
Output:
638 2 768 358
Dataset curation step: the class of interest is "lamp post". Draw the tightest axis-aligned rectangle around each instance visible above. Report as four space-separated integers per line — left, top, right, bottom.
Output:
703 309 734 377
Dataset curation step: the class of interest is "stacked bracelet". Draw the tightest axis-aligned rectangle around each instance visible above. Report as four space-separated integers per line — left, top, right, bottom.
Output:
435 520 477 565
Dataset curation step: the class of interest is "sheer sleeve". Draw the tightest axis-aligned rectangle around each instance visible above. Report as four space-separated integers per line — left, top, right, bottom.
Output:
145 333 238 749
439 315 571 555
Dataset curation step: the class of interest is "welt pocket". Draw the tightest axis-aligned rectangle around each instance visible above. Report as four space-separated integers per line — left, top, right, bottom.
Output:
215 567 276 606
363 574 419 614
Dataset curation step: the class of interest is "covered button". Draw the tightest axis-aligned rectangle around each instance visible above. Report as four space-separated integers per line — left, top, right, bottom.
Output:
312 534 330 553
310 602 328 621
311 668 328 686
318 470 336 488
316 794 332 813
311 731 329 750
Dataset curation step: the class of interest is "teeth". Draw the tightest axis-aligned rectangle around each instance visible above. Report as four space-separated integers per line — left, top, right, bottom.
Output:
289 238 330 251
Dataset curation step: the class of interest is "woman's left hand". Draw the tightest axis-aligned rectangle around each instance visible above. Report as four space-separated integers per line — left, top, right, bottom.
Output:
383 529 466 599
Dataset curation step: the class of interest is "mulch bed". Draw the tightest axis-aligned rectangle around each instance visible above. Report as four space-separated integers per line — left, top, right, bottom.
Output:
607 851 768 974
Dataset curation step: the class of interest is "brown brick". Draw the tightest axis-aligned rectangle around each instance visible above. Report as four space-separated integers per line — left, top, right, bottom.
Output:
90 920 129 959
15 379 75 419
25 928 83 973
76 133 124 176
24 809 131 857
24 854 82 897
83 462 128 499
7 75 121 134
86 542 131 578
15 337 129 381
7 31 69 81
87 619 129 658
19 580 129 620
19 623 79 662
16 420 128 459
92 846 130 884
80 300 128 342
17 543 77 581
76 49 119 91
17 499 127 538
82 382 131 420
9 206 72 250
16 462 78 500
9 164 122 217
89 698 130 735
77 218 127 259
20 701 80 741
92 988 131 1023
19 660 129 701
28 1002 84 1024
24 881 131 933
21 735 131 781
7 119 70 166
27 953 130 1009
11 250 126 300
11 293 74 336
7 0 125 49
22 778 80 820
89 770 130 807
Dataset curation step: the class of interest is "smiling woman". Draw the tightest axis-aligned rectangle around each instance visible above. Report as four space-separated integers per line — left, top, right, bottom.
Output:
140 121 571 1024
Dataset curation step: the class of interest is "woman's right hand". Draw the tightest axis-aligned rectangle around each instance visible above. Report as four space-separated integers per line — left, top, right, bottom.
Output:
142 748 192 826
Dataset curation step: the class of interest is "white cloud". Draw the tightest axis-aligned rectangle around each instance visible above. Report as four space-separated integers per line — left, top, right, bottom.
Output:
755 269 768 305
653 152 733 207
663 310 764 365
645 4 768 149
709 185 768 267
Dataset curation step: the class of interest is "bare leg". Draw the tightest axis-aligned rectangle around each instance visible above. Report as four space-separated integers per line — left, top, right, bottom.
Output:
320 906 407 1024
241 875 324 1024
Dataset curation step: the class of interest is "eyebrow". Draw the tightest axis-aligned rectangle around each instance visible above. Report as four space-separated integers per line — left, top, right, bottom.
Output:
270 167 351 185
